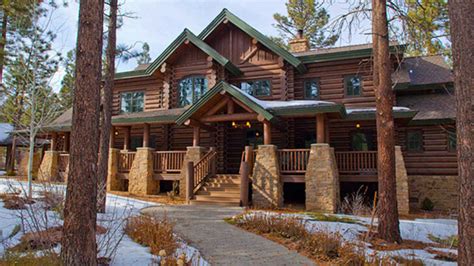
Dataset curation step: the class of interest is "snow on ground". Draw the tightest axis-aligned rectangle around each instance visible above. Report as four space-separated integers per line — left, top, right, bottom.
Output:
0 178 208 265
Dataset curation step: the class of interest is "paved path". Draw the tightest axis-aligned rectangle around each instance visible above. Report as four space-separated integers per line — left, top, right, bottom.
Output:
142 205 314 266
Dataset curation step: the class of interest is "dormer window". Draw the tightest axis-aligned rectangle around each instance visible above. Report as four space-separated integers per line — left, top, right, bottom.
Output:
120 91 144 113
178 76 208 107
344 75 362 97
240 80 271 96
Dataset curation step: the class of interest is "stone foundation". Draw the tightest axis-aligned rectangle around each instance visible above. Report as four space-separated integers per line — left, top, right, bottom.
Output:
128 148 158 195
395 146 410 215
17 150 42 178
408 175 458 212
107 149 124 191
305 144 340 213
180 146 207 197
251 145 282 208
38 151 59 182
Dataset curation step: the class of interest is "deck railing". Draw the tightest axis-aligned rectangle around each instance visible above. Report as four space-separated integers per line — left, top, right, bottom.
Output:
193 148 217 193
335 151 377 175
58 153 69 172
118 151 136 173
277 149 310 174
153 151 186 173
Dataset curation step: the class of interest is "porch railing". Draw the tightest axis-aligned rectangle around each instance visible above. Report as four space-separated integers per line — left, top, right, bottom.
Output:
118 151 136 173
153 151 186 173
193 148 217 193
335 151 377 175
58 153 69 173
277 149 310 174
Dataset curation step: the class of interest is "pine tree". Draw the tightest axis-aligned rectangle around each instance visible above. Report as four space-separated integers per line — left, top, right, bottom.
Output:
137 42 151 65
58 49 75 111
272 0 338 48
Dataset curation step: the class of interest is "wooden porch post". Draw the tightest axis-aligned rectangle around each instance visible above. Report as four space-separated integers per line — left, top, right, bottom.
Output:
143 123 150 147
63 132 70 152
316 114 326 143
109 126 115 148
123 126 130 151
50 132 58 151
263 121 272 145
192 126 200 147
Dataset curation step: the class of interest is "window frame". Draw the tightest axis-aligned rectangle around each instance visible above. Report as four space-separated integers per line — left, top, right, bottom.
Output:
239 79 272 97
447 128 456 152
304 78 320 100
177 75 208 107
120 91 145 113
344 75 363 97
406 130 424 152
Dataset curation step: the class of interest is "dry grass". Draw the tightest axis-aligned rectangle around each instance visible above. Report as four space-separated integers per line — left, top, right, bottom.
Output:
124 214 178 256
0 192 34 210
0 251 60 266
427 234 458 248
426 248 457 262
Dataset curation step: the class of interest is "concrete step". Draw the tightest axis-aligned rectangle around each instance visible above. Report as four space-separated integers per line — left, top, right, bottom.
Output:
189 200 240 207
200 186 240 192
194 195 240 202
196 190 240 197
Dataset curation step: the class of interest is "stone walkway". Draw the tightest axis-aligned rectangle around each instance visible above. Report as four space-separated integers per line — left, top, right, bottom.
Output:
141 205 314 266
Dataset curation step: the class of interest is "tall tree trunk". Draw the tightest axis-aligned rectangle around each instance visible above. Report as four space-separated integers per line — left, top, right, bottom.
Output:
448 1 473 265
61 0 104 264
372 0 401 243
0 11 8 85
97 0 117 213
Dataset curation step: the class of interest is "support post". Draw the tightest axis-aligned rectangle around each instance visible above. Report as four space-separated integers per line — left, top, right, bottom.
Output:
263 121 272 145
143 123 150 148
123 126 130 151
240 161 249 207
316 114 325 143
185 161 194 203
192 126 200 147
109 126 115 148
244 145 254 175
50 132 58 151
63 132 70 152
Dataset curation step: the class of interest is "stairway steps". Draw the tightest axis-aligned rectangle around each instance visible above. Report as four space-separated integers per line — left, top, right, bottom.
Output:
190 174 242 207
189 200 240 207
196 191 240 197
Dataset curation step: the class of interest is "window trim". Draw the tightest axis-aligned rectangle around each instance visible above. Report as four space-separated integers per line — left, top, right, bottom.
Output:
239 79 272 98
406 130 424 152
177 75 208 107
344 75 363 97
304 78 320 100
120 91 145 113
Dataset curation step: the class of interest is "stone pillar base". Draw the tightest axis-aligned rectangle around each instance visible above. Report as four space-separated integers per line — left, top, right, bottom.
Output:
38 151 59 182
395 146 410 215
107 148 123 191
305 144 340 213
180 146 207 197
251 145 282 208
128 147 157 195
18 150 42 178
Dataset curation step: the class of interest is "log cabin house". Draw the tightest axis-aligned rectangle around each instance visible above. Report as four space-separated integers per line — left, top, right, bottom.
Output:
38 9 457 213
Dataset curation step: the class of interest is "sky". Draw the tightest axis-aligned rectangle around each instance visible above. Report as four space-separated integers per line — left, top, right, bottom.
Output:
49 0 371 90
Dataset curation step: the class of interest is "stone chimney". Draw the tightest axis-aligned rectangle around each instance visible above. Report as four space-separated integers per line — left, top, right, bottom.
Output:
289 29 310 53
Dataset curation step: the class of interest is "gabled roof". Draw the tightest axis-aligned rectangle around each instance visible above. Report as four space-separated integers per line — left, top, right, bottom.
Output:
115 29 242 80
198 9 307 73
397 93 455 124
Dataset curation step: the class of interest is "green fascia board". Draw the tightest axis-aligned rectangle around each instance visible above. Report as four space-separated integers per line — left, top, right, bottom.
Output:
116 29 241 80
272 104 346 117
408 118 455 126
112 115 178 125
298 44 407 64
198 9 307 73
176 81 274 125
345 110 417 121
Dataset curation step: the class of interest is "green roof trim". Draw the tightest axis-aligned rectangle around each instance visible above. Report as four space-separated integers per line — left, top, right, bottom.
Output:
298 44 407 64
272 104 345 117
198 9 307 73
176 81 275 125
115 29 242 80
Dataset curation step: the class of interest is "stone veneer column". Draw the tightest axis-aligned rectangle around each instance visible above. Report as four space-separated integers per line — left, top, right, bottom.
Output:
251 145 283 208
395 146 410 215
305 144 340 213
38 151 59 182
106 148 121 191
128 147 157 195
179 146 207 197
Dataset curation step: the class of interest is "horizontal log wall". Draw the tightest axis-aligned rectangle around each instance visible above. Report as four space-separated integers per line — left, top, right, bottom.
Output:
112 78 165 115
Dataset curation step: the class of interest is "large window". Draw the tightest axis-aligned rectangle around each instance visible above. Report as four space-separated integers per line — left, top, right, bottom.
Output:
344 75 362 97
178 76 208 107
304 79 320 99
120 92 144 113
240 80 271 96
406 130 423 152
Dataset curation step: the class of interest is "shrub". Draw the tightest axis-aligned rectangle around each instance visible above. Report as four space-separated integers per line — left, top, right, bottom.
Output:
0 193 34 210
9 226 62 252
428 234 458 248
0 251 60 266
421 197 434 211
340 186 372 216
124 214 178 256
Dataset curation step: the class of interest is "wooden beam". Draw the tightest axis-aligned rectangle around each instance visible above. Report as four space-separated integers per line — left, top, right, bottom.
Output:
50 132 58 151
232 98 255 114
227 100 234 114
160 62 167 73
200 113 258 123
192 126 200 147
123 126 131 151
109 126 115 149
184 119 215 132
143 123 150 148
204 97 229 117
263 120 272 145
316 114 325 143
63 132 70 152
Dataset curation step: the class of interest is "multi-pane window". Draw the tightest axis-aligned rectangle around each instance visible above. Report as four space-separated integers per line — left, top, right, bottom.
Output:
304 79 320 99
345 75 362 96
447 128 456 152
351 131 375 151
406 130 423 152
178 76 208 107
240 80 271 96
120 92 144 113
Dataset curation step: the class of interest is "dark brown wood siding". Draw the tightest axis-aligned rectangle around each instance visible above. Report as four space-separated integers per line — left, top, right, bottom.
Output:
112 78 166 115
